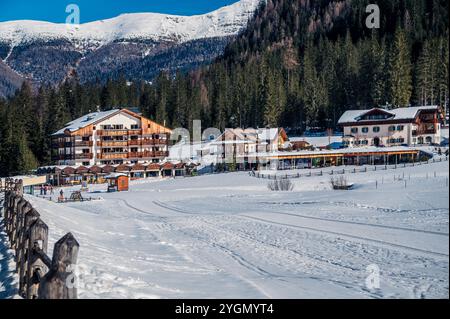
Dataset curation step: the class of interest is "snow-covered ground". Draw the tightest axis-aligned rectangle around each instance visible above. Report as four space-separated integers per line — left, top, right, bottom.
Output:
8 161 448 299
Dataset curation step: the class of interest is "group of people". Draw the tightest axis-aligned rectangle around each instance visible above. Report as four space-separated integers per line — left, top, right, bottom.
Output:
39 184 54 196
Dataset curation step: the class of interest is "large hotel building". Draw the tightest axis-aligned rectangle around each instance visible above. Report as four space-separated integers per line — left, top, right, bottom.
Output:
338 105 443 148
51 108 172 166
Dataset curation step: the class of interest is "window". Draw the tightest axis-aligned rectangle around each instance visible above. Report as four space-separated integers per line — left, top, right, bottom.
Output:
351 127 358 134
361 140 368 145
82 162 89 166
373 127 380 133
131 124 139 130
426 136 432 143
397 125 404 131
362 127 369 133
388 126 396 131
397 138 405 143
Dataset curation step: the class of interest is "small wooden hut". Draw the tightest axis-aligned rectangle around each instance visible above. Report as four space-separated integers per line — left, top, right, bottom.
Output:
105 173 129 192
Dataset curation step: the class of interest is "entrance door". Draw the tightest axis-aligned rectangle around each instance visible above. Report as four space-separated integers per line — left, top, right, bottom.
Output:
374 137 380 147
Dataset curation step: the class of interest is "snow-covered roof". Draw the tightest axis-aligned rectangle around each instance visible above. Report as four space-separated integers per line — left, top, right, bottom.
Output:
105 173 128 179
290 136 343 147
258 128 279 141
52 109 119 135
216 128 282 144
338 106 440 125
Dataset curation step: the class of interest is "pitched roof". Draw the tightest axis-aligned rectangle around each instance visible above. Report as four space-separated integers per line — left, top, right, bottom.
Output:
216 128 285 143
52 108 172 136
52 109 119 135
338 106 440 125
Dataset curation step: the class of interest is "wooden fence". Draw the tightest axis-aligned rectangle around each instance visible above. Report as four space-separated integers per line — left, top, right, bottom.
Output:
250 156 449 180
0 178 79 299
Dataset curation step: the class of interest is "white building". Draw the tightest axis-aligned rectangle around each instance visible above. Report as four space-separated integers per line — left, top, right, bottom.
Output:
338 106 444 148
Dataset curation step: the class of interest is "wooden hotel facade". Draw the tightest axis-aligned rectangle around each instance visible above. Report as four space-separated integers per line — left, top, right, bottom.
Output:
52 108 172 166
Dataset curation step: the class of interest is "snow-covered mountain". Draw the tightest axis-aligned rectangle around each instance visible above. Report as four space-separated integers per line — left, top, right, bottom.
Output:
0 0 259 48
0 0 260 97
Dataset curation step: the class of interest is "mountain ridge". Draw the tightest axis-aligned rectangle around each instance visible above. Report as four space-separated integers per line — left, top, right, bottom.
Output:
0 0 260 49
0 0 261 97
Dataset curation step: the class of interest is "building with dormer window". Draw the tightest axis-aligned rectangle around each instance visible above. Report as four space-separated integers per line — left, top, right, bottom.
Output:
338 106 444 148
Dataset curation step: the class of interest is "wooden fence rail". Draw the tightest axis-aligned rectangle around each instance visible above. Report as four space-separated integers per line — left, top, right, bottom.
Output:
0 177 79 299
250 156 449 180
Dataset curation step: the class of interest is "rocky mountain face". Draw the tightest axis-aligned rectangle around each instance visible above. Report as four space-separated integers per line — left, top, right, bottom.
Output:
0 0 260 98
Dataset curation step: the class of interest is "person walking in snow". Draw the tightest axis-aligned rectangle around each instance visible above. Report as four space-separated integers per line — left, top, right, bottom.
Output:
58 189 64 202
40 185 44 196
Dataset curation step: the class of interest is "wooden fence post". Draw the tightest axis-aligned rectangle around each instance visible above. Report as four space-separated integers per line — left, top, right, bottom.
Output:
26 219 49 299
39 233 79 299
18 209 40 295
11 198 28 249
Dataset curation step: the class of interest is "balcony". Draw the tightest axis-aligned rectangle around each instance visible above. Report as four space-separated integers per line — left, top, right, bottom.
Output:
142 138 167 146
97 129 142 136
97 130 129 136
97 141 128 147
154 151 169 158
75 141 93 147
51 142 66 149
128 129 142 135
52 154 73 161
128 140 141 146
97 153 128 160
412 129 436 136
75 153 93 160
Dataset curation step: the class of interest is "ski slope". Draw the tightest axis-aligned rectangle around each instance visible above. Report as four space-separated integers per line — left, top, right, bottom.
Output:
15 161 450 299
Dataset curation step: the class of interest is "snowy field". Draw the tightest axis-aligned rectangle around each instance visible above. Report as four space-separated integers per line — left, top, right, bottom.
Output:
3 161 448 299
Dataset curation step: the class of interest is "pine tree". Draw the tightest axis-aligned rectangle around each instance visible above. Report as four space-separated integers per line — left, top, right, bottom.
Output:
263 71 280 127
389 28 413 107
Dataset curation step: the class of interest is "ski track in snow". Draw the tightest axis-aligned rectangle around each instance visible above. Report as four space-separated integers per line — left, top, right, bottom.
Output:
2 161 448 299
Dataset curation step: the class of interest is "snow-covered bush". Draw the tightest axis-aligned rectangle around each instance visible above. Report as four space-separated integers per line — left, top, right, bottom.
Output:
330 176 352 190
267 178 294 191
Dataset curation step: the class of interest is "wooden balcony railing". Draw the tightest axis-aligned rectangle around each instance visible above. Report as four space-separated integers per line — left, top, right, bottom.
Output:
97 153 128 160
97 130 129 136
128 140 141 146
97 129 142 136
412 129 436 136
96 150 169 160
142 139 167 146
75 153 93 160
75 141 93 147
52 154 73 161
97 141 128 147
154 151 169 157
128 129 142 135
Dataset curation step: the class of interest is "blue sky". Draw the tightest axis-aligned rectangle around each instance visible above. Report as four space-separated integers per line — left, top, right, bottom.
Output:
0 0 239 23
